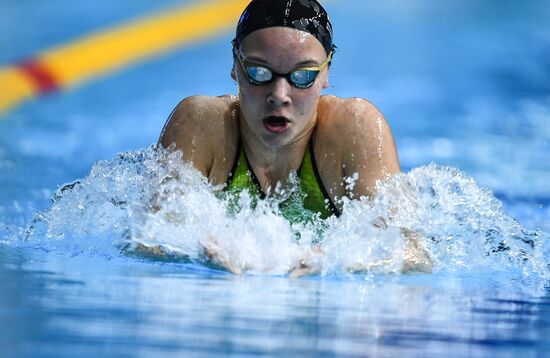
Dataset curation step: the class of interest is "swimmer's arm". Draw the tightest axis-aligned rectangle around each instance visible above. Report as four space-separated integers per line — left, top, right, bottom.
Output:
339 98 400 199
337 99 432 273
158 96 216 178
289 229 433 277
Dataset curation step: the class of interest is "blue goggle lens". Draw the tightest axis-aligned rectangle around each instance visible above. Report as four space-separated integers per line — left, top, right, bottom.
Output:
290 69 319 87
246 66 273 83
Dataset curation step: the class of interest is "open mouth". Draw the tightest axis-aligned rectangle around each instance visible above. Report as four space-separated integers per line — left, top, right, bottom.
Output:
263 116 291 133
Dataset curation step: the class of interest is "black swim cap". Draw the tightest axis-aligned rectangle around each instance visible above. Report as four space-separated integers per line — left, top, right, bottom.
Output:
233 0 334 55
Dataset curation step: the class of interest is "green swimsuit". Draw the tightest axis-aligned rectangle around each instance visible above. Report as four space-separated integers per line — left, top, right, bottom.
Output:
224 140 339 220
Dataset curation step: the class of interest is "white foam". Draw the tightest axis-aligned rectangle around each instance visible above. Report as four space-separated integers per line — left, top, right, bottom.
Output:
26 146 550 281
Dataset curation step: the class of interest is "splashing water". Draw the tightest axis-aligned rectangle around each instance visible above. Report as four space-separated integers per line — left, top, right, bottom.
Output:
25 146 549 282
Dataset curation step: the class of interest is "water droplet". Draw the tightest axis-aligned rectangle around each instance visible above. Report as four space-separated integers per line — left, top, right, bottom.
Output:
29 147 549 280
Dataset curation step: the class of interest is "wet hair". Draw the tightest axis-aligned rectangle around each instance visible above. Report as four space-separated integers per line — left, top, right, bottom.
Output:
232 0 335 55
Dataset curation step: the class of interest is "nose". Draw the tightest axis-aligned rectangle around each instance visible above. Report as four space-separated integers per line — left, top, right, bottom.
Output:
267 77 292 106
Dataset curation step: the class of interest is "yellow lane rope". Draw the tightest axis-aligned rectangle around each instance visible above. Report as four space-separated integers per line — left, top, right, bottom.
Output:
0 0 247 116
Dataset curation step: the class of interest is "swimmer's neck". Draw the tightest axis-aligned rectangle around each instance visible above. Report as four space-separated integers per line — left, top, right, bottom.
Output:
239 114 317 191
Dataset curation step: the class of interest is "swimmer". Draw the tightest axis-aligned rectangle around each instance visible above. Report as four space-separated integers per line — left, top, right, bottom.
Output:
158 0 432 274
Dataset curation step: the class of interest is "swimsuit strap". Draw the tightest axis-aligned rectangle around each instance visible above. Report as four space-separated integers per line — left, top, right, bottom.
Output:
225 140 263 198
225 140 340 218
298 139 340 218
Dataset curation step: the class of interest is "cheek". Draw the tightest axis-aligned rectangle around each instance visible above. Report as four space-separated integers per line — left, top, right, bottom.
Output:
237 75 265 101
237 82 259 103
237 86 266 121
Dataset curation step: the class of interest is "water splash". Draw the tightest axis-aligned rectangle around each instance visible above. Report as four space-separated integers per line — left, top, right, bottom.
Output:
24 146 549 282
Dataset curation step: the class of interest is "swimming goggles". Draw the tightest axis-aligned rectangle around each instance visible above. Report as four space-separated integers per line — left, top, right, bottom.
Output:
233 47 333 89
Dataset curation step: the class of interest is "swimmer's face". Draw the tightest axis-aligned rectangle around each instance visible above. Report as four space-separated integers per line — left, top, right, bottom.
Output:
233 27 330 148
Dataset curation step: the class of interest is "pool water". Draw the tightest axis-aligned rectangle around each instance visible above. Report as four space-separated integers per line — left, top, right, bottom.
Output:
1 0 550 356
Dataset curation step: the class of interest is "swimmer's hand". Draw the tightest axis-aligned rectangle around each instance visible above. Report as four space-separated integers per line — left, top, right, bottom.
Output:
202 230 433 276
290 229 433 277
201 237 325 276
202 237 244 274
288 247 324 278
400 228 434 274
200 236 325 276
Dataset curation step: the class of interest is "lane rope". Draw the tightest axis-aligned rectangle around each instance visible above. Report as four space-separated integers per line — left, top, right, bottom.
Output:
0 0 247 116
16 60 59 93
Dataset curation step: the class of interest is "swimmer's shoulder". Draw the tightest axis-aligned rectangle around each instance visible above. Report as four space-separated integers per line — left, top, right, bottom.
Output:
316 95 400 190
316 95 397 154
317 95 388 138
159 94 239 149
158 95 240 182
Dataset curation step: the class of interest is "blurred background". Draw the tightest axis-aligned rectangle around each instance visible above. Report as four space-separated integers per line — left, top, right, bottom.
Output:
1 0 549 233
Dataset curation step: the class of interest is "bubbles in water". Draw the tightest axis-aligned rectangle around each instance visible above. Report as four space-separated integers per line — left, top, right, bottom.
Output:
368 165 548 278
24 146 549 283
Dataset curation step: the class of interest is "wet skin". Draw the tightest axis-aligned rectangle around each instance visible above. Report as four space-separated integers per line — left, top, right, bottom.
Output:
160 27 401 212
158 27 433 274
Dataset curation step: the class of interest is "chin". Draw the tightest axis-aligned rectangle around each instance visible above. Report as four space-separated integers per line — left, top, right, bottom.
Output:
260 131 293 149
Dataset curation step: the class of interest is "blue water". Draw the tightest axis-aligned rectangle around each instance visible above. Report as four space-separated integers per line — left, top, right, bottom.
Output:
1 0 550 356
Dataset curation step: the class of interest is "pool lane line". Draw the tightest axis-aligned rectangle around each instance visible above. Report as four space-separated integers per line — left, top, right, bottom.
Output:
0 0 248 117
16 60 59 93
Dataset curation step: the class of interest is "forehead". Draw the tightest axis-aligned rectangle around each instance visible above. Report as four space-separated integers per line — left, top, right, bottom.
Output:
240 27 326 59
